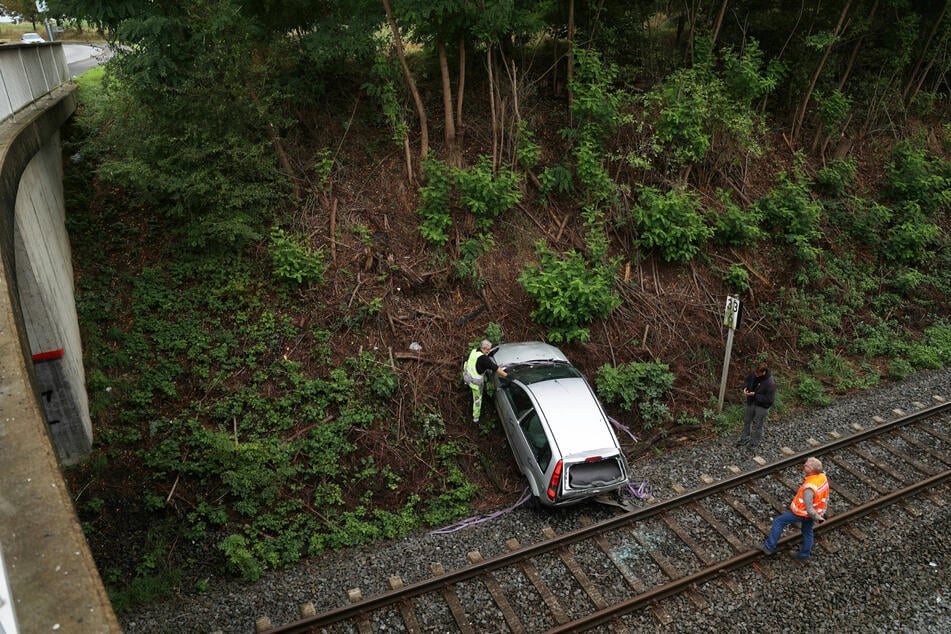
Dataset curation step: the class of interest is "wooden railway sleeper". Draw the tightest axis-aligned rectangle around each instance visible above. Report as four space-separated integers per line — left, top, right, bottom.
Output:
431 563 475 634
827 455 890 494
849 445 915 485
872 436 940 475
467 550 525 634
893 429 951 466
542 527 610 611
505 538 568 625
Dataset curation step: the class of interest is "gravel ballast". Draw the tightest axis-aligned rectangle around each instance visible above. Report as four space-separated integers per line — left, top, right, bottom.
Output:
121 368 951 633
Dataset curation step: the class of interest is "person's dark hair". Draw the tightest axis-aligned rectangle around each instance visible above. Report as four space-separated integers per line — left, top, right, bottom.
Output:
756 365 768 374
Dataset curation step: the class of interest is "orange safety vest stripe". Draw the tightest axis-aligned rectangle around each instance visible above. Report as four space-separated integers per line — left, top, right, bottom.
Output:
790 473 829 517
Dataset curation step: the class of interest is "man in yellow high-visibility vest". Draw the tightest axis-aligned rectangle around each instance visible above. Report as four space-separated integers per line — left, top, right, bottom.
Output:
462 340 508 424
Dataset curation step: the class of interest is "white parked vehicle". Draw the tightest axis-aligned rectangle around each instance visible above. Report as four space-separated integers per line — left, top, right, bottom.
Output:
489 342 631 507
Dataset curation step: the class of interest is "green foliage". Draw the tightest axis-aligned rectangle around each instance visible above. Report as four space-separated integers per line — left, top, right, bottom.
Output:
538 164 575 196
887 357 915 380
721 37 788 102
815 158 857 197
518 243 619 344
595 361 675 429
756 171 823 264
642 36 781 169
882 203 941 265
885 140 951 216
452 233 494 288
793 374 831 406
516 120 541 171
268 227 326 285
422 443 477 526
569 48 630 143
723 264 750 293
311 148 335 193
574 138 619 207
455 157 523 230
484 322 504 346
364 41 410 143
218 534 263 581
417 156 454 247
629 186 713 263
712 191 765 246
814 89 852 136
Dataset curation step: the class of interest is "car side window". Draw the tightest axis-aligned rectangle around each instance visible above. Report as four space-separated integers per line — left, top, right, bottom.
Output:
519 411 551 471
509 385 534 421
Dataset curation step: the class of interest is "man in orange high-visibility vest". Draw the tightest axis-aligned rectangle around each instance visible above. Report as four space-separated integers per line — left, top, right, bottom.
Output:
758 457 830 560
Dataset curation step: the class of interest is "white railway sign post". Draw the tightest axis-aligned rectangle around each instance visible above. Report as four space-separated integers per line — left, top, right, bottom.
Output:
717 295 741 411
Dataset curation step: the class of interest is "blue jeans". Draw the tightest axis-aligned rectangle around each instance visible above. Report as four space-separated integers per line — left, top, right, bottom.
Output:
764 509 815 557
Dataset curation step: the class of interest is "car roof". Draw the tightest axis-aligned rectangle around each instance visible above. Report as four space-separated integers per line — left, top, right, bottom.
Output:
491 341 568 366
525 377 619 456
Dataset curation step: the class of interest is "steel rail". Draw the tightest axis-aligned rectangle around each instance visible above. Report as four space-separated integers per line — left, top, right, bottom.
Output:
546 467 951 632
268 399 950 633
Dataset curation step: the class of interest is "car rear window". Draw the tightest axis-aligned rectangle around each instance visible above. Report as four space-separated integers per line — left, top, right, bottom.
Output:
509 363 581 385
567 457 624 488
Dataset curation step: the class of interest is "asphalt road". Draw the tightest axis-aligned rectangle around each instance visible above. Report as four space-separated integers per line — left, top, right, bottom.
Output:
63 42 112 76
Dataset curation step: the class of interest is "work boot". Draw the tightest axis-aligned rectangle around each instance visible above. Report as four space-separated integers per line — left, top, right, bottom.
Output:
735 437 750 447
756 543 775 556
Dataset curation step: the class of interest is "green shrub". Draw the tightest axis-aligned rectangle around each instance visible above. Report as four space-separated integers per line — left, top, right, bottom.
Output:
595 361 675 428
885 140 951 215
456 156 523 230
630 185 713 263
712 192 765 246
756 171 823 263
723 263 750 293
814 89 852 137
518 242 619 344
882 203 941 265
793 374 831 406
516 120 541 171
924 321 951 364
815 158 857 196
417 157 454 247
218 534 264 580
539 164 575 196
887 357 914 380
268 227 326 285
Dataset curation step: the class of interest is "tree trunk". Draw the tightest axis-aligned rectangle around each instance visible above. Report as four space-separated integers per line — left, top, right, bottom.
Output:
811 0 878 154
567 0 575 109
791 0 853 145
902 0 947 103
488 46 499 169
438 40 460 167
711 0 730 45
382 0 428 165
455 34 466 133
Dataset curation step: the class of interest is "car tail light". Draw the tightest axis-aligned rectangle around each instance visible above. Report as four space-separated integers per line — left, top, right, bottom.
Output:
547 460 564 500
585 456 603 462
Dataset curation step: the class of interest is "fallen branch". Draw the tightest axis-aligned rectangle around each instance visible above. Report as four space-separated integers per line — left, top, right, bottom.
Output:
393 352 457 366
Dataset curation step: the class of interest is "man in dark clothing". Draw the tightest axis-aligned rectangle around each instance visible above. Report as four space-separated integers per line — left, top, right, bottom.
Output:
735 365 776 447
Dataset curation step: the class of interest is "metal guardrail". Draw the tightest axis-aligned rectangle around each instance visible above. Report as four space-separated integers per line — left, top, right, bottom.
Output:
0 42 69 125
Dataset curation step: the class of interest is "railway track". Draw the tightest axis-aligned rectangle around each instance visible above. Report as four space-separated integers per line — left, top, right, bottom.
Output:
253 395 950 634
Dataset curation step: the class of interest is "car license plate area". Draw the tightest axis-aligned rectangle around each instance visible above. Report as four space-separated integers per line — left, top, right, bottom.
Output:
566 457 622 489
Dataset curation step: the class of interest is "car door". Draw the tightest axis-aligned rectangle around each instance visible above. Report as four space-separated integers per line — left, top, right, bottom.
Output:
496 383 538 477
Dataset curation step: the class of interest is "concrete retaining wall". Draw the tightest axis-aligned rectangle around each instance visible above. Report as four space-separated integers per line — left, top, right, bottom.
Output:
0 80 119 630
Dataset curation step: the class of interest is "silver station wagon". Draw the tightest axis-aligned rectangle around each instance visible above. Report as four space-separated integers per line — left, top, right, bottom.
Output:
489 342 631 506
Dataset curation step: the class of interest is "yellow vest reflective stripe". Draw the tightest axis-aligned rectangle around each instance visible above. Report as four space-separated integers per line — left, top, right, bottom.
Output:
790 473 829 517
464 348 484 384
